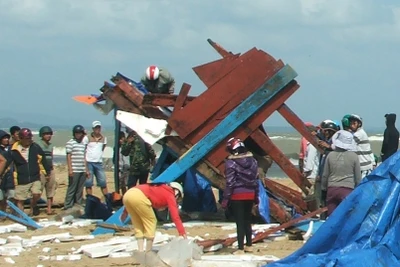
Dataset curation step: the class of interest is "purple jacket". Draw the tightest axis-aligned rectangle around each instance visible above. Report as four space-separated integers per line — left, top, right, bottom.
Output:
223 152 259 201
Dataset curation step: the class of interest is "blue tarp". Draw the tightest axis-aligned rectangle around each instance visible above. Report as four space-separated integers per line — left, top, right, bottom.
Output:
182 169 217 213
258 179 270 223
267 151 400 267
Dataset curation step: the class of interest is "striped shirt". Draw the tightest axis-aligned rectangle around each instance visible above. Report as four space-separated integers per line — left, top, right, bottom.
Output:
353 128 375 172
66 138 86 173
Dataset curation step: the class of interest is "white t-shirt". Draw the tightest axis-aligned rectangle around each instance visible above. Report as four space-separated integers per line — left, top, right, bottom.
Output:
303 142 320 179
83 134 107 163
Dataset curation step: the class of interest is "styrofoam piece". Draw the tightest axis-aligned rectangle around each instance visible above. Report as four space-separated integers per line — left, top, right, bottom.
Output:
191 254 280 267
57 235 95 242
0 244 24 256
62 215 74 224
4 257 15 264
22 239 42 248
7 236 23 243
153 232 172 244
38 221 63 228
31 232 71 242
42 247 51 253
252 224 280 231
0 224 28 233
83 244 128 258
0 238 6 245
109 251 133 258
74 236 135 254
51 255 82 261
203 243 223 252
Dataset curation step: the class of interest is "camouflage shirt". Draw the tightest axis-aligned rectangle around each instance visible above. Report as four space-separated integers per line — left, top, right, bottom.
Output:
121 135 156 175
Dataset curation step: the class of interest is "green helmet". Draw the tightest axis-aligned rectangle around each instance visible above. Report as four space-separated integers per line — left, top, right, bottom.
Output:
341 114 353 129
39 126 53 137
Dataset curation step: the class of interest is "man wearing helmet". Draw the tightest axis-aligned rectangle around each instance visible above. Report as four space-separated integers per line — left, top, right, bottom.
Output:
342 114 375 177
315 120 340 212
140 65 175 94
8 128 52 216
37 126 57 215
64 125 89 210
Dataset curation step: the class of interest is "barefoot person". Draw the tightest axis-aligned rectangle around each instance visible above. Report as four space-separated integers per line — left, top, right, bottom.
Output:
9 128 51 216
120 182 187 252
38 126 57 215
221 137 259 254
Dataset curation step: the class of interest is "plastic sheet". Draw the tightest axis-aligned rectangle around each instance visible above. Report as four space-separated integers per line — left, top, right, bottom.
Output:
267 151 400 267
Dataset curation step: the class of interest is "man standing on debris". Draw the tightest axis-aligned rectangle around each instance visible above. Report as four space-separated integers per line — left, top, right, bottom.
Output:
342 114 375 177
37 126 57 215
0 130 14 211
381 113 399 162
120 182 187 252
140 65 175 94
64 125 89 210
121 130 156 187
84 121 109 196
9 128 52 216
221 137 259 255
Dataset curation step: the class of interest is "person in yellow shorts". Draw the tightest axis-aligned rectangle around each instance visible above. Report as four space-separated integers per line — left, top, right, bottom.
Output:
120 182 187 252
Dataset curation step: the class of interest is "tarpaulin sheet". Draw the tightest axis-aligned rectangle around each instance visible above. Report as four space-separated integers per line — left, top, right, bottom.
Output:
267 152 400 267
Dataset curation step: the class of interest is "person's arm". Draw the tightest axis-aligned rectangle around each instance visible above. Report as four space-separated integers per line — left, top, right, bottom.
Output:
121 140 132 156
102 136 107 151
223 160 235 201
37 145 51 176
166 193 186 236
353 153 362 186
145 142 156 164
0 154 6 177
66 142 73 177
381 129 389 158
321 155 330 191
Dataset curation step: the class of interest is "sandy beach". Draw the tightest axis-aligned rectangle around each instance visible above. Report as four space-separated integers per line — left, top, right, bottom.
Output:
0 167 304 266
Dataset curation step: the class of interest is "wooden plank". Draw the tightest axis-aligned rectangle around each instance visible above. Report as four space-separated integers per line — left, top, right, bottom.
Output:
278 104 324 154
103 88 143 115
152 65 297 184
116 79 144 107
268 198 292 223
204 80 299 168
165 83 192 135
264 178 307 213
142 93 195 107
172 48 263 138
250 129 311 194
207 38 235 58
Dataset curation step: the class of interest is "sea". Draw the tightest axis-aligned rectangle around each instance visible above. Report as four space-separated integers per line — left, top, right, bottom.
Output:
25 128 386 179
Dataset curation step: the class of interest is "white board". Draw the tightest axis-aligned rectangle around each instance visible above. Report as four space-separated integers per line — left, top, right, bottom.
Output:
116 110 177 145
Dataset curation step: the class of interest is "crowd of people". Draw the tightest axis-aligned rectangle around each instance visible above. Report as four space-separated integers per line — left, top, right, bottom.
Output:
299 113 399 216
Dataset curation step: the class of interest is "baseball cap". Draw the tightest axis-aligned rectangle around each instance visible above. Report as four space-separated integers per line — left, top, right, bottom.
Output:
92 121 102 128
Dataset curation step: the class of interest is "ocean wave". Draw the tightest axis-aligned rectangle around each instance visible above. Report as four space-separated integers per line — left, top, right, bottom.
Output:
270 134 384 142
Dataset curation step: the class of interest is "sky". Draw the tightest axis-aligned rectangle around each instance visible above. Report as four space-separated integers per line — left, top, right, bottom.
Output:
1 0 399 130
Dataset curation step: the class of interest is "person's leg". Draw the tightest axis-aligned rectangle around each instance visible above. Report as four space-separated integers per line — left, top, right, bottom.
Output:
31 180 42 216
75 172 87 206
123 188 146 251
243 200 254 250
85 162 95 195
44 171 57 214
230 200 246 251
120 170 128 195
94 162 108 195
14 184 30 213
337 187 353 204
138 172 149 185
128 174 139 188
64 173 80 209
326 187 340 216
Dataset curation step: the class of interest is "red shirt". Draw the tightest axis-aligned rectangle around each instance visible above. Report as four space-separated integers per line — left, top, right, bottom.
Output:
136 184 186 236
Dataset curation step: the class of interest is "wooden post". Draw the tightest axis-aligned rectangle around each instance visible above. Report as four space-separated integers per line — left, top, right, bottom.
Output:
113 107 121 193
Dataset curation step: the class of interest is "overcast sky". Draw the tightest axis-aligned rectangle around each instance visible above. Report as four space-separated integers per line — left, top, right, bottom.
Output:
1 0 399 129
